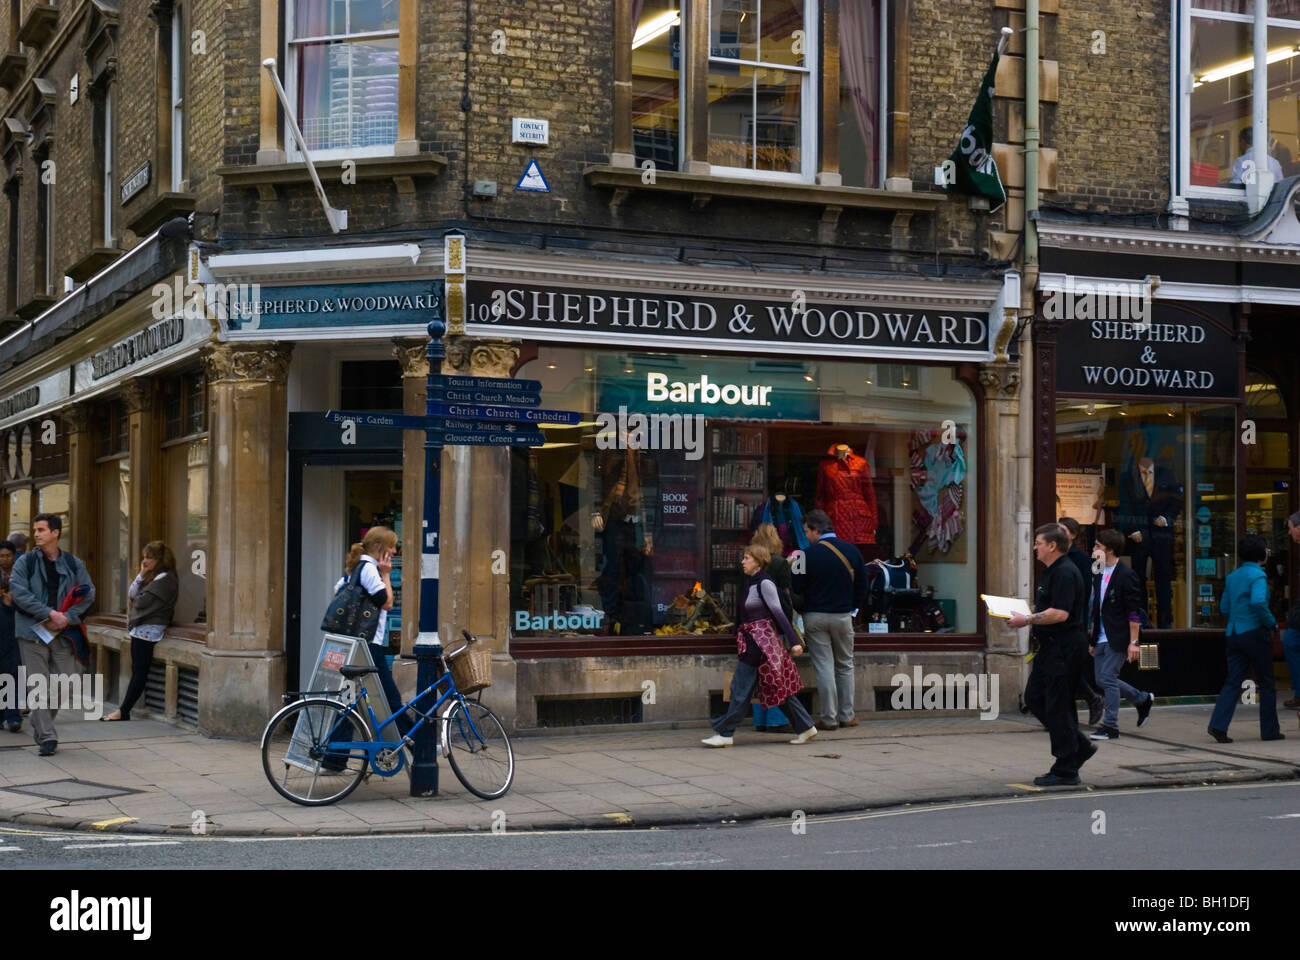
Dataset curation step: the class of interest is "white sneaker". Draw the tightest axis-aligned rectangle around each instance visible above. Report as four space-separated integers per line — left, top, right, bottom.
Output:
789 727 819 745
701 734 733 748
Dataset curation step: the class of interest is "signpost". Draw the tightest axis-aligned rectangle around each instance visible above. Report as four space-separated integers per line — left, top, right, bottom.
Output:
322 285 578 796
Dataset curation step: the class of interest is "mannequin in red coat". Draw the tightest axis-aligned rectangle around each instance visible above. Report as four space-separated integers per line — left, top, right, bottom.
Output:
815 442 878 545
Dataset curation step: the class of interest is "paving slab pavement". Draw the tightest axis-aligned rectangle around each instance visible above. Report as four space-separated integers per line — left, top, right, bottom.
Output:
0 703 1297 836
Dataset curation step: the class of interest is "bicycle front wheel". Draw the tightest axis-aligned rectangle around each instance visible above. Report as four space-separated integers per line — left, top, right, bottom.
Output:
261 697 373 806
443 700 514 800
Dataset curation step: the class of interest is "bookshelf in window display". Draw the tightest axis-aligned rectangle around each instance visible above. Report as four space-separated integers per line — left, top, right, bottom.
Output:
708 425 768 622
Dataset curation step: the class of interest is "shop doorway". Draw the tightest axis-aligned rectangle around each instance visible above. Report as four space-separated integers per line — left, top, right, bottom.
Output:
1243 369 1295 629
285 413 402 691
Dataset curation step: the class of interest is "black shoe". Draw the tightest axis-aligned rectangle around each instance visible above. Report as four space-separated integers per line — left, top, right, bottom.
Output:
1076 740 1099 769
1034 772 1081 787
5 722 19 733
1088 698 1104 727
1208 727 1233 744
1135 694 1154 728
1262 733 1286 742
38 739 57 756
1090 726 1119 740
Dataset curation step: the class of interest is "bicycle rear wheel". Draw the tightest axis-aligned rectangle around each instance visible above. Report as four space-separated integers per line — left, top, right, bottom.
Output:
443 700 514 800
261 697 373 806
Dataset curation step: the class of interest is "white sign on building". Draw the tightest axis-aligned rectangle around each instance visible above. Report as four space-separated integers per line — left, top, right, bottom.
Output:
511 118 549 145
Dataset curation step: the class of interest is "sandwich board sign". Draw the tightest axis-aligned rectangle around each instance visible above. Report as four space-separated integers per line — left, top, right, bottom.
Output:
516 159 550 192
283 633 394 773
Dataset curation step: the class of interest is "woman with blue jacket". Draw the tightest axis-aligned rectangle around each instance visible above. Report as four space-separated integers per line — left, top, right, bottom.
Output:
1208 536 1284 743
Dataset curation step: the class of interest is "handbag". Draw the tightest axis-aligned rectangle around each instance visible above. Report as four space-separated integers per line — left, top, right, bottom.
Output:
321 564 381 642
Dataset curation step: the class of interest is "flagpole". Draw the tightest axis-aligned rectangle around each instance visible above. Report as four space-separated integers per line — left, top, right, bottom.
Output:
996 25 1013 57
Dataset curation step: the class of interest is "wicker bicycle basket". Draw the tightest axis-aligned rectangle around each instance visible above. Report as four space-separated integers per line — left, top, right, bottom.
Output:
449 645 493 694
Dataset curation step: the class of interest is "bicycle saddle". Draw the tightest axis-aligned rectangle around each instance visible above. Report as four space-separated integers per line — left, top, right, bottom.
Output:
338 665 379 679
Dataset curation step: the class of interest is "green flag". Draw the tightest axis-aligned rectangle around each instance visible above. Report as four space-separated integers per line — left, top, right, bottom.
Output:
948 48 1006 212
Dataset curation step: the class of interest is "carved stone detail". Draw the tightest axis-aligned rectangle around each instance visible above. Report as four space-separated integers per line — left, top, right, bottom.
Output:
63 403 93 434
442 335 471 375
978 363 1021 399
392 338 429 378
121 378 153 414
469 339 521 378
201 342 293 384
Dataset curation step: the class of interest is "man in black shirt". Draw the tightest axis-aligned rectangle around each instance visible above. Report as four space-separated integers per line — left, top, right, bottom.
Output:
1008 524 1096 786
1059 516 1105 726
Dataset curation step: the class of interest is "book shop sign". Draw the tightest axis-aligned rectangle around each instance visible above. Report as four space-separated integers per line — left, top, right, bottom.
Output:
465 280 992 359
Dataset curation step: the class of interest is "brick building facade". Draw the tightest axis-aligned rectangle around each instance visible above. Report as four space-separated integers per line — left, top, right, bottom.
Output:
1 0 1294 737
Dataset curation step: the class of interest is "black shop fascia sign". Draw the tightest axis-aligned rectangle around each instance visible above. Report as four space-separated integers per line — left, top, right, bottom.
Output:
1055 307 1239 401
464 279 993 359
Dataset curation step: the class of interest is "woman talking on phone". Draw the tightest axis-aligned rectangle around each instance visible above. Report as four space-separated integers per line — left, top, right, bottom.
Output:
334 527 411 737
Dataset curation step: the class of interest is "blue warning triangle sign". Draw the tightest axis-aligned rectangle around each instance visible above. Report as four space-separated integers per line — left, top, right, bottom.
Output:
515 159 550 192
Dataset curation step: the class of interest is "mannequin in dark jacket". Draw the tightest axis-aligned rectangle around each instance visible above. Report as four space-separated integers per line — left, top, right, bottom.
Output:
104 542 179 722
1117 439 1183 629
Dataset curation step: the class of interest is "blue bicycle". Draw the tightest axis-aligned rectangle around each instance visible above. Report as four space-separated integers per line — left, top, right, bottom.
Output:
260 633 514 805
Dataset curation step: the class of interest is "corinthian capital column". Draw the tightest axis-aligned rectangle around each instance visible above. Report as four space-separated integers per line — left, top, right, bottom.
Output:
198 341 293 738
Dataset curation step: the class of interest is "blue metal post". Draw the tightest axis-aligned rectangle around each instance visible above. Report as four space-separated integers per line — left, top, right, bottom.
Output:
409 300 445 796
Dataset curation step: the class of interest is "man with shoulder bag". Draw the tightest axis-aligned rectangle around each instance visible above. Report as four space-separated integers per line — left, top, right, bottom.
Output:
9 514 95 756
792 510 868 731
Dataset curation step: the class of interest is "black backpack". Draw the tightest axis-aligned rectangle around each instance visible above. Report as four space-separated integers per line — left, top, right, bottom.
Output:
321 564 381 642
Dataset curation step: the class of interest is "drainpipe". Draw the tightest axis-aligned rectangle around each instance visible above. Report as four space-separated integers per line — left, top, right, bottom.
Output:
1017 0 1040 662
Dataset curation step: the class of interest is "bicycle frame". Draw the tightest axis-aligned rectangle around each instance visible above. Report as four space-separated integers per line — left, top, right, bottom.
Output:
323 664 490 771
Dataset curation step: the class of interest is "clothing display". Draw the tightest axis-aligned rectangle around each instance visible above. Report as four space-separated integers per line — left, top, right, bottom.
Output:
1117 455 1182 629
751 494 809 553
909 431 967 554
815 443 878 545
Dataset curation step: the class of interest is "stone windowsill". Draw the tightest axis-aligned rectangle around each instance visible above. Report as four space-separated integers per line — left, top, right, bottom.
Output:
15 293 57 320
85 616 208 665
0 52 27 91
66 246 123 283
17 4 59 48
583 164 946 213
126 191 196 236
217 152 447 197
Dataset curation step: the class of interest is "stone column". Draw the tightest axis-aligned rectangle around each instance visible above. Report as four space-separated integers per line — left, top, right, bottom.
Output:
979 361 1025 716
122 377 164 568
439 337 518 721
392 338 428 655
197 342 292 738
63 404 97 561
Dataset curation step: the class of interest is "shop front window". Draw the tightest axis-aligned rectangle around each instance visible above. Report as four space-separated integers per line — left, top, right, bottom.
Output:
1056 399 1237 630
97 457 131 614
6 486 30 537
166 437 208 624
510 348 978 640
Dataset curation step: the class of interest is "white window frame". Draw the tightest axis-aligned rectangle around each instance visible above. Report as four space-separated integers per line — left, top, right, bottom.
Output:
704 0 819 184
102 85 114 246
1176 1 1300 202
171 6 186 192
284 0 401 162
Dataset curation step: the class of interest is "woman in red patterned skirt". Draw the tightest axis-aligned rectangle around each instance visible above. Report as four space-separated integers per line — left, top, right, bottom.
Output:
702 544 820 747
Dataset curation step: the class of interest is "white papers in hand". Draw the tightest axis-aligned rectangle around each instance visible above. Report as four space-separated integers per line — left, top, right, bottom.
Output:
32 620 56 644
980 594 1032 619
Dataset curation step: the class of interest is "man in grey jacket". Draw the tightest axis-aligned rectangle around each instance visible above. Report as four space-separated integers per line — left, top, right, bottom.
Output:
9 513 95 755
